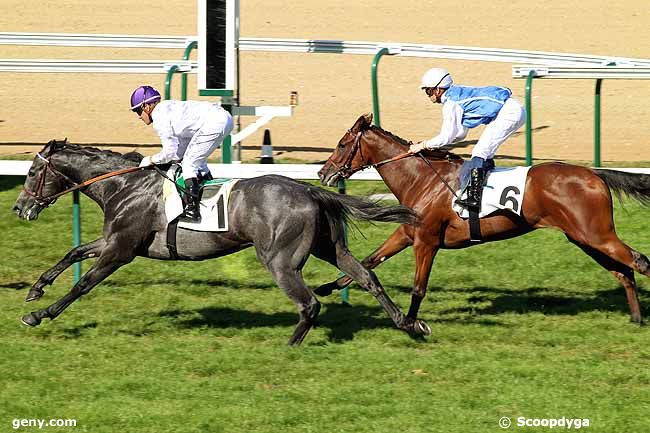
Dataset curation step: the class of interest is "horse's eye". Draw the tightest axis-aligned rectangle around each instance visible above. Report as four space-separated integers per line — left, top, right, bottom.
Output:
28 170 35 177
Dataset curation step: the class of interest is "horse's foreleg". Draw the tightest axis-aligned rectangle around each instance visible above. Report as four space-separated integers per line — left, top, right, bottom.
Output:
26 238 106 302
315 225 413 296
333 243 429 335
21 244 134 327
406 241 438 324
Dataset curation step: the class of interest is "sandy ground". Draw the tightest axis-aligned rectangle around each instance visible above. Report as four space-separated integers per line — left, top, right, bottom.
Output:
1 0 648 163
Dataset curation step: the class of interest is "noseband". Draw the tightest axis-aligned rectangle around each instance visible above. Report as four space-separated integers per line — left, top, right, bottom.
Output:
22 153 79 207
331 130 366 179
330 129 414 179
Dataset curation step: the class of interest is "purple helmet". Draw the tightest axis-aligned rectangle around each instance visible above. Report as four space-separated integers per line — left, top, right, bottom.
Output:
130 85 161 112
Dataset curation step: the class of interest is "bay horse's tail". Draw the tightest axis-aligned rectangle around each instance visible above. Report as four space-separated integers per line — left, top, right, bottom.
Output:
305 187 418 242
595 169 650 206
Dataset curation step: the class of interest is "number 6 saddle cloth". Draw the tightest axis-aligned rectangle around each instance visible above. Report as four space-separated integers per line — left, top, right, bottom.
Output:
452 166 531 219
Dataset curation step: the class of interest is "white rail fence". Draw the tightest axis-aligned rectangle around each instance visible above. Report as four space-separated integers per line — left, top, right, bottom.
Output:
0 161 383 180
3 32 650 73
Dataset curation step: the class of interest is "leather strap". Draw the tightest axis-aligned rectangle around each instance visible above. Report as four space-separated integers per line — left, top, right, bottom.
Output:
469 210 482 243
166 218 179 259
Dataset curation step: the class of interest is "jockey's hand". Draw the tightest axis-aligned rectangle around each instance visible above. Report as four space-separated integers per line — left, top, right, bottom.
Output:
139 156 153 167
409 141 428 154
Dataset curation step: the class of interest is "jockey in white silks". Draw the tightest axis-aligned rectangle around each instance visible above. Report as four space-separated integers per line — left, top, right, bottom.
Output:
130 85 233 221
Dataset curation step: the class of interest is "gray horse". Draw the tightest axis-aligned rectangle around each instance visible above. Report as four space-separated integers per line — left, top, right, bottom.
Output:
13 139 428 345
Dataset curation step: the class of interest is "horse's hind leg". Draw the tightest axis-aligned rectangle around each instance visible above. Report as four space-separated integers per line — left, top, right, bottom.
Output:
568 236 644 324
26 238 106 302
266 264 320 346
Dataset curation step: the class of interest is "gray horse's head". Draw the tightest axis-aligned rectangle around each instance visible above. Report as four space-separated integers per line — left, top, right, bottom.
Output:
13 138 71 220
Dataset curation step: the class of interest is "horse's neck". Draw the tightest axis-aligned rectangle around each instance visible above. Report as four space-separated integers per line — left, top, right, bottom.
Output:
54 150 132 205
365 132 460 205
363 132 422 200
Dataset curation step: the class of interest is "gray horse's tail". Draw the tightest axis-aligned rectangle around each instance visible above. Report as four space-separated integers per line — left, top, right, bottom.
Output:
595 169 650 206
306 186 419 243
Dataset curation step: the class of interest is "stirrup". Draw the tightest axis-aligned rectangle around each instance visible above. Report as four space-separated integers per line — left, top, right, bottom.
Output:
181 203 201 222
456 195 480 210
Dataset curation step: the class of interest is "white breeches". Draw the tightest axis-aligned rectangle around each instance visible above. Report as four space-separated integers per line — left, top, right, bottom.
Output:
182 107 234 178
471 98 526 160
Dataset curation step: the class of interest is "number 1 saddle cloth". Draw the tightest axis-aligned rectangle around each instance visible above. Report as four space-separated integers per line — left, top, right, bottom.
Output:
162 165 239 232
452 166 531 219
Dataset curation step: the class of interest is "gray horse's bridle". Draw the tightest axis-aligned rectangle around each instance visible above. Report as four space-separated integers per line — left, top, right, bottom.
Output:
22 153 79 207
23 152 144 207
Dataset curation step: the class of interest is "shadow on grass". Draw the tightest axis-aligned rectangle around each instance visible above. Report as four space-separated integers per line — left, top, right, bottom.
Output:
158 302 397 343
0 281 31 290
101 277 277 291
436 286 644 318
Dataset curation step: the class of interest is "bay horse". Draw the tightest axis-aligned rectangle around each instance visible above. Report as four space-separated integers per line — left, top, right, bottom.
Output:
317 113 650 327
13 139 423 345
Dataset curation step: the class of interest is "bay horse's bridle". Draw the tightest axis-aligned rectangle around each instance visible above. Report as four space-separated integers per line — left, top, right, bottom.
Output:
330 129 415 179
328 128 459 197
23 152 143 207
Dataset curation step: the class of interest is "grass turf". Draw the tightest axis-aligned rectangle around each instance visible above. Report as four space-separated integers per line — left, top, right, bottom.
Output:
1 175 650 432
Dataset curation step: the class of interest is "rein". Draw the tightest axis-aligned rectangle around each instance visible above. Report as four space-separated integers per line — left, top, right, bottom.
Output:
23 152 145 207
331 129 459 198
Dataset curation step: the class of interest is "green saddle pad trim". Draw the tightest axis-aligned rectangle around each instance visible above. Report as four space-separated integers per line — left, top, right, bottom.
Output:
174 172 232 192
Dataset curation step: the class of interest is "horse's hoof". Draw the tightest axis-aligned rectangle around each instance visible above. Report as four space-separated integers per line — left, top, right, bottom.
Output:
413 320 432 336
21 312 41 327
25 287 44 302
314 282 336 297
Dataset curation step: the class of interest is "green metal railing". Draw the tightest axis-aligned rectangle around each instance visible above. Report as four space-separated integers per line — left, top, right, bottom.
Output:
72 191 81 282
525 71 534 166
371 47 391 127
523 75 605 167
513 62 650 167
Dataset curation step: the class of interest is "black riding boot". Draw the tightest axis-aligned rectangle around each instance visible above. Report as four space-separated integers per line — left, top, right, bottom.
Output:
456 168 485 211
198 171 213 183
182 177 201 221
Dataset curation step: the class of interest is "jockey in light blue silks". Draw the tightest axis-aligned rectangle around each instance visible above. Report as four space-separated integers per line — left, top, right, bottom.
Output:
130 85 233 222
409 68 526 211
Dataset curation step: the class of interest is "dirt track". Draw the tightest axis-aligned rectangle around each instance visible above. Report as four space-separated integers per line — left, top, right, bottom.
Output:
1 0 648 163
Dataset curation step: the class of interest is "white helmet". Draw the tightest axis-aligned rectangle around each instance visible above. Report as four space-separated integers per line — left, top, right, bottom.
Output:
420 68 453 89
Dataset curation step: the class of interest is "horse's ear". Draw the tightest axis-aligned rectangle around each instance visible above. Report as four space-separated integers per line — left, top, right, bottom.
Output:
43 138 66 156
352 113 373 132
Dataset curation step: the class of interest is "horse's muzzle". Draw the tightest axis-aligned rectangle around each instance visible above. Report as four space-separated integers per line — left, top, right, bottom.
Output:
13 203 42 221
317 165 340 187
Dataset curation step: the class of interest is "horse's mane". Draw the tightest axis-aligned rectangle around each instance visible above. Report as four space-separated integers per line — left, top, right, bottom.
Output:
52 143 143 166
367 125 463 162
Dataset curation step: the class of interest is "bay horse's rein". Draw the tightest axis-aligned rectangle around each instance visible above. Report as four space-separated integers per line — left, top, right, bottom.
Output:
333 129 459 198
23 152 146 207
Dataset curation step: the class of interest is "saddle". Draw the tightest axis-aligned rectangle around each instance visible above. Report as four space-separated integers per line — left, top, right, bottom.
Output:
162 165 238 232
453 166 531 242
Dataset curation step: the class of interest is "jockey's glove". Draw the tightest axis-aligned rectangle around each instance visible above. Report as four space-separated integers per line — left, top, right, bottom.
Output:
409 141 428 154
139 156 153 167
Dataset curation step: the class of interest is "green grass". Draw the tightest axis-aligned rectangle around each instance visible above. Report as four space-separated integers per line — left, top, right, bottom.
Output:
2 175 650 433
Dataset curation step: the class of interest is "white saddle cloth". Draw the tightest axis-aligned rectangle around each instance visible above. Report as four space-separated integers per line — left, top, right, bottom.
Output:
453 166 531 218
162 172 238 232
